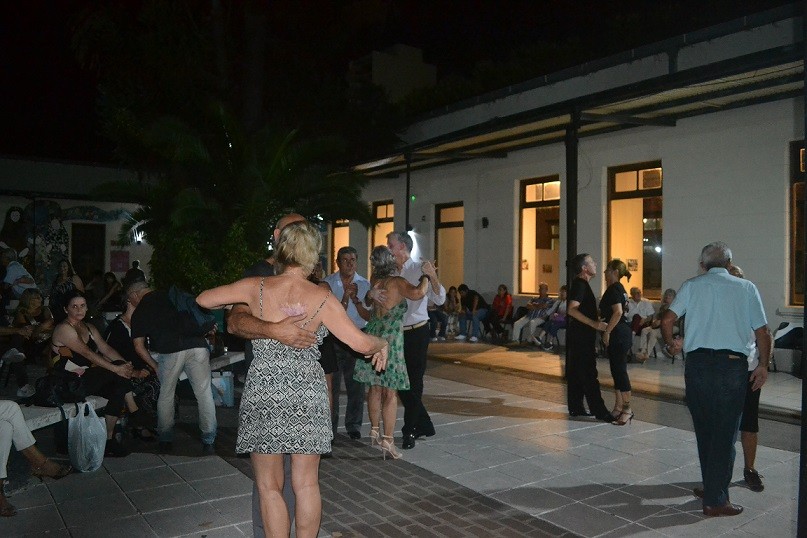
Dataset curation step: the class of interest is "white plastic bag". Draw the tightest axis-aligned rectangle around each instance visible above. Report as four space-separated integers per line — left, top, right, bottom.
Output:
68 402 107 472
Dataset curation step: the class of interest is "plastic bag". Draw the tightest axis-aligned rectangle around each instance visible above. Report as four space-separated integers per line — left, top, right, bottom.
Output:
68 403 107 472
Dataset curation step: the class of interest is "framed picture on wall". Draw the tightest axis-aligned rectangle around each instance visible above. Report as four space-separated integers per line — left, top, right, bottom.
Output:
627 258 639 272
542 264 553 273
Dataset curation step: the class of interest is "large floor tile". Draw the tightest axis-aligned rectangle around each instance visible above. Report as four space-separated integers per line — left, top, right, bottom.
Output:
143 501 233 536
0 504 66 537
112 465 183 492
188 472 253 501
58 490 138 528
128 482 204 513
68 514 157 537
540 501 632 537
171 457 240 482
47 470 120 503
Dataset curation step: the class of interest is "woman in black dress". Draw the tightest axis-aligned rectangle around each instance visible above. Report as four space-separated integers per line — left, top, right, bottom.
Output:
600 259 634 426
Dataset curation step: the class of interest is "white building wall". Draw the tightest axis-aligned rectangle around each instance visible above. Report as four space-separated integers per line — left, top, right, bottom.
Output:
361 97 801 328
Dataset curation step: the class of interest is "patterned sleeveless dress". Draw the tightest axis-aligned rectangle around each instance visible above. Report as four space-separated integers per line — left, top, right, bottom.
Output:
236 280 333 454
353 300 410 390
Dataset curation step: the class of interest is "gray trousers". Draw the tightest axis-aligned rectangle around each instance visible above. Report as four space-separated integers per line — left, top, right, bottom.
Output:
331 344 366 435
252 454 294 537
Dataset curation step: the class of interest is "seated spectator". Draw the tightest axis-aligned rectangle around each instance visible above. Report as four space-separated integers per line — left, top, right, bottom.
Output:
104 292 160 441
52 289 150 457
484 284 512 340
0 400 71 516
539 285 568 350
1 248 37 305
5 289 54 397
636 288 678 361
510 282 557 344
443 286 462 337
0 325 33 397
456 284 489 343
428 299 448 341
626 287 655 335
97 272 124 312
50 259 84 324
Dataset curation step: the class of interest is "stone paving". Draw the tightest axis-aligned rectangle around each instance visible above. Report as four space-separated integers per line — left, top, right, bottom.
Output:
1 343 801 537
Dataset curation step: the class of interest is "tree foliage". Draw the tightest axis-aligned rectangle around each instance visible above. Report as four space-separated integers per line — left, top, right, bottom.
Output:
72 0 400 292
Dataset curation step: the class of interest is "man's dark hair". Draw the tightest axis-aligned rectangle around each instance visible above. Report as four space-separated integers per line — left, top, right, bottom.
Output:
336 246 358 260
570 253 590 275
457 284 469 293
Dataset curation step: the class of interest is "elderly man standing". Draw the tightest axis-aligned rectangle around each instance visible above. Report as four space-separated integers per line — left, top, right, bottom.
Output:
324 246 371 440
385 231 444 450
662 242 770 517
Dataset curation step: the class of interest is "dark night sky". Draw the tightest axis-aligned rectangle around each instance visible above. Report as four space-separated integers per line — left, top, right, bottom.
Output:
0 0 792 165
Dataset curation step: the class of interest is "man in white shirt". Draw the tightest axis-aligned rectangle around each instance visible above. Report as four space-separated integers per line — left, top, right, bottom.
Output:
1 248 37 299
626 287 655 332
323 246 371 440
385 231 445 450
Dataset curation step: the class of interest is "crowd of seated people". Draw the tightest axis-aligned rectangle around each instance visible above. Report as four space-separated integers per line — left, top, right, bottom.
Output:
510 282 557 345
456 284 489 342
484 285 512 341
635 288 678 361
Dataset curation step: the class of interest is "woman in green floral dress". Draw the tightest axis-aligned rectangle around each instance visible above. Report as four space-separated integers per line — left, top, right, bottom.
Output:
354 246 429 459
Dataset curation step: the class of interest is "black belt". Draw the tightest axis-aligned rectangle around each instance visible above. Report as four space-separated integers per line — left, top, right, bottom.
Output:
689 348 746 359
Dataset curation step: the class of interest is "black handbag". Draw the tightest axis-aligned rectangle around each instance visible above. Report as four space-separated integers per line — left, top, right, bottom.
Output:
33 373 87 407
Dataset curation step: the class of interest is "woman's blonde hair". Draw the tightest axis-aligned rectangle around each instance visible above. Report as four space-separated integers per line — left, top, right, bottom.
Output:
275 220 322 275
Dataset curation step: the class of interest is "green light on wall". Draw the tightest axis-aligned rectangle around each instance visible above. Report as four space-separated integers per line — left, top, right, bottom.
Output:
410 195 416 202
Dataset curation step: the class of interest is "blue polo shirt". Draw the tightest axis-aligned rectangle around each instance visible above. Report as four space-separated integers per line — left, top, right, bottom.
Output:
669 267 767 355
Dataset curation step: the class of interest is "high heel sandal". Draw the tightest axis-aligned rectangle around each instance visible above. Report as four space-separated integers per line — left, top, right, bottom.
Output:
610 408 621 420
31 459 72 481
380 436 402 460
369 427 380 448
612 408 634 426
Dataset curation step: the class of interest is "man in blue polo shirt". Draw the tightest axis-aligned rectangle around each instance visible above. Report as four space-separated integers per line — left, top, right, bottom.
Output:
662 241 770 517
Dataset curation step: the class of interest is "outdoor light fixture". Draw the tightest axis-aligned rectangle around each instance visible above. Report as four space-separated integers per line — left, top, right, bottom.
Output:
482 217 489 228
133 229 144 245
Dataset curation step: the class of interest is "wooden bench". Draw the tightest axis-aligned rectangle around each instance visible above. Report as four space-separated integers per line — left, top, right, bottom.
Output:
20 396 107 432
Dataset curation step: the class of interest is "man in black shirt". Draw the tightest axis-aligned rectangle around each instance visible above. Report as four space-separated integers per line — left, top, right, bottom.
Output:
456 284 490 343
565 253 611 421
129 281 217 452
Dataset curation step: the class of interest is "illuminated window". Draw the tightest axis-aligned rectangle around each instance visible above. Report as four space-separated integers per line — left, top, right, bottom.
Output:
435 203 464 289
331 219 349 273
608 161 663 300
790 141 804 306
371 200 394 264
519 176 561 294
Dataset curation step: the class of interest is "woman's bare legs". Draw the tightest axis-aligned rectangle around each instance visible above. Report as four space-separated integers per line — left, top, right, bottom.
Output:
380 387 398 439
251 453 289 537
367 385 382 431
290 454 321 538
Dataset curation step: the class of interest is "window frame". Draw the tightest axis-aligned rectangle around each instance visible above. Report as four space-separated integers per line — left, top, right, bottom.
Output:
518 174 561 295
789 140 804 306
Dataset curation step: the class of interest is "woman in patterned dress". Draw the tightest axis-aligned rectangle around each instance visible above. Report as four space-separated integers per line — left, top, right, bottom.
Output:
354 246 429 460
196 221 388 538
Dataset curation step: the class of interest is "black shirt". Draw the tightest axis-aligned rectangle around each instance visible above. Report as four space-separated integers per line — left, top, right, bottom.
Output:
130 290 207 354
567 277 596 339
461 290 490 311
599 282 630 326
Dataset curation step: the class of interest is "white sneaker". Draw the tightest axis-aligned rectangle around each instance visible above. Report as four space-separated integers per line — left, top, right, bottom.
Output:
456 334 467 341
17 384 35 398
438 336 446 341
1 348 25 363
469 336 479 343
430 337 438 342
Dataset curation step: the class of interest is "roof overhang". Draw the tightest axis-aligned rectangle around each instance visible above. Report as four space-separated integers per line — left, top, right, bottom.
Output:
354 8 804 178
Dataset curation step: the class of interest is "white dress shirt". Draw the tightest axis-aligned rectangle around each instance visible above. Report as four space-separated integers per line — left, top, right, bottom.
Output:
400 257 446 326
323 271 370 329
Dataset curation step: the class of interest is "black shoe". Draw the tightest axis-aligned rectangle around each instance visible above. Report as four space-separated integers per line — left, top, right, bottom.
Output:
743 468 764 492
201 443 215 455
568 410 592 417
348 431 361 440
104 438 130 458
158 441 174 453
401 434 416 449
413 425 436 440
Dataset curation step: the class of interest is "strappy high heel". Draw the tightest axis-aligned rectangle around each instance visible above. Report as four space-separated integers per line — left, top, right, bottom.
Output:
612 408 634 426
369 426 380 448
380 435 402 460
31 459 72 481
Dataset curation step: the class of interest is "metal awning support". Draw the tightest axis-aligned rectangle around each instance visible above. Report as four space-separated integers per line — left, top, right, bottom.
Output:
798 4 807 536
564 107 580 368
580 112 677 127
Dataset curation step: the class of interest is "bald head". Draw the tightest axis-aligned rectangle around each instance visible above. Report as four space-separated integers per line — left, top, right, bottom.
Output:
273 213 306 244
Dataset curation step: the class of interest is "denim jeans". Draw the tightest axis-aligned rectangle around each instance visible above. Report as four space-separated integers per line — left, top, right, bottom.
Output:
459 308 488 338
684 350 748 507
156 347 217 444
331 344 365 435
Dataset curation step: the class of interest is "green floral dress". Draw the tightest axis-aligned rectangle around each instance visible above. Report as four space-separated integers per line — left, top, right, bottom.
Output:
353 300 410 390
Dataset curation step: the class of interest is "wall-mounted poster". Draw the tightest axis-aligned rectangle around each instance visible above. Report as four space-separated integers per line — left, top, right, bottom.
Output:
627 258 639 272
542 264 553 273
110 250 129 273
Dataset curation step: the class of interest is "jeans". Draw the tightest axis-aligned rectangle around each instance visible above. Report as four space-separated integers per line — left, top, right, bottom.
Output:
331 343 365 435
685 350 748 507
428 309 448 338
459 308 488 338
156 347 217 444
